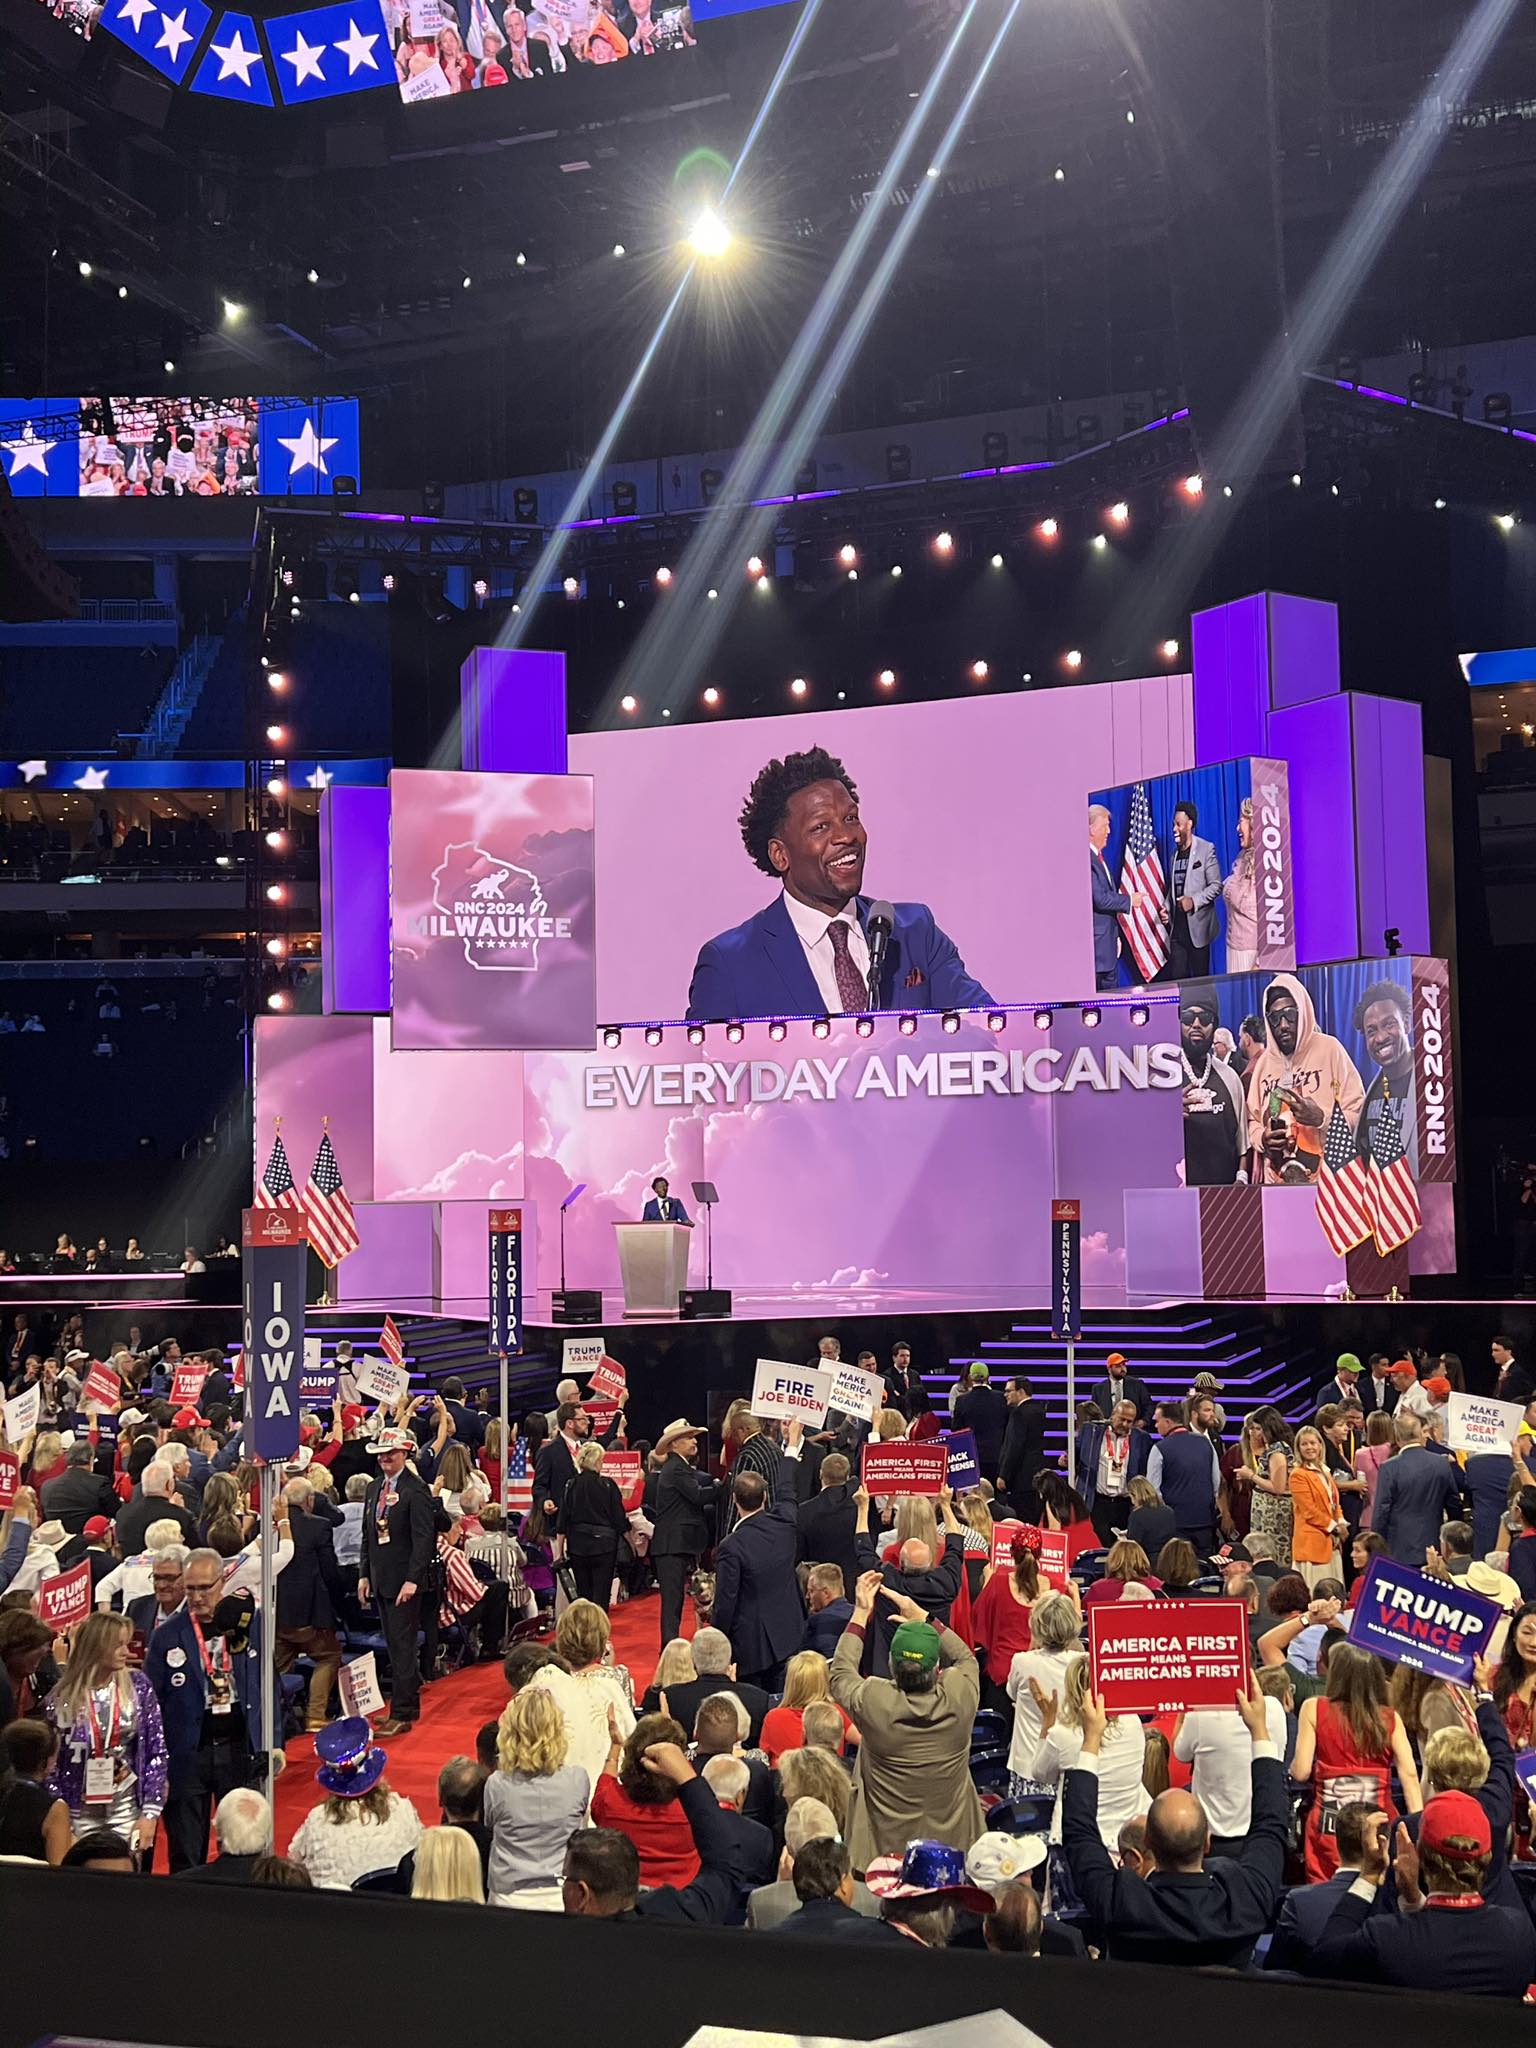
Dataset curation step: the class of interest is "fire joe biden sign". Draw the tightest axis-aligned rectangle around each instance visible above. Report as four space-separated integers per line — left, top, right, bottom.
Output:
389 768 596 1052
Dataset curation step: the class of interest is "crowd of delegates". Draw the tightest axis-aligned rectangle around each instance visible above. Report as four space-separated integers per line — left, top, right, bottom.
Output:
7 1327 1536 2003
383 0 696 97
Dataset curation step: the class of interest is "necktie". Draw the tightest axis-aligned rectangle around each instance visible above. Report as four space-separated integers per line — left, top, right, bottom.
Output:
827 919 869 1012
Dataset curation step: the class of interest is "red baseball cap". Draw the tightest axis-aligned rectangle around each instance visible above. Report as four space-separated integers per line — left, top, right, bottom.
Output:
1424 1376 1453 1400
1419 1791 1491 1860
172 1407 206 1430
83 1515 112 1540
1389 1361 1418 1383
342 1405 365 1430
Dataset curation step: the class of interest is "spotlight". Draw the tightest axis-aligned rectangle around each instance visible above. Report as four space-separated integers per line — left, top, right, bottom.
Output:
266 776 287 798
644 1026 663 1047
163 360 175 374
702 686 720 707
265 724 287 746
838 544 857 566
941 1012 961 1034
687 1023 706 1046
707 588 718 601
898 1014 918 1036
754 575 771 594
1091 534 1108 551
78 260 93 278
890 564 902 579
878 669 896 688
473 577 488 599
1038 518 1059 542
1064 649 1083 669
970 660 989 682
222 298 244 322
516 251 527 268
1182 473 1203 497
1082 1006 1102 1028
1160 638 1181 660
933 530 954 555
266 991 290 1012
655 565 673 586
725 1021 744 1045
790 677 808 698
686 208 732 259
768 1020 787 1043
990 553 1004 569
282 569 295 587
265 830 287 851
612 242 626 258
117 285 127 300
1033 1009 1052 1030
307 268 320 284
1434 497 1447 511
1053 165 1065 183
746 555 765 577
1129 1004 1150 1027
1291 473 1303 487
986 1011 1006 1033
811 1018 831 1040
347 590 360 605
266 937 287 958
266 883 286 904
563 576 580 596
1496 513 1517 533
1222 484 1234 499
855 1016 875 1037
662 710 671 720
602 1027 622 1049
620 695 638 713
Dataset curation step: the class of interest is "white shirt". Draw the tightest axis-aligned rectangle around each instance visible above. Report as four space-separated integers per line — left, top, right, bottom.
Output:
1097 1428 1134 1499
1005 1646 1078 1779
1033 1713 1149 1845
1172 1698 1287 1838
529 1663 635 1816
290 1790 423 1890
781 890 869 1014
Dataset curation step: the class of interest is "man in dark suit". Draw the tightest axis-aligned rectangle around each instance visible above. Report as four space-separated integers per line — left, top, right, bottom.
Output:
797 1452 858 1596
41 1441 115 1535
649 1418 717 1647
1077 1398 1152 1543
114 1461 198 1553
685 747 991 1021
698 1753 776 1916
802 1563 854 1655
144 1560 267 1873
126 1547 189 1644
882 1342 926 1423
641 1176 690 1225
358 1426 436 1734
1374 1412 1465 1565
1089 803 1135 991
274 1476 345 1734
534 1397 625 1522
710 1425 806 1693
998 1377 1047 1519
668 1650 770 1750
1264 1798 1383 1970
1362 1353 1397 1418
953 1364 1008 1484
1086 1353 1153 1430
1064 1676 1287 1967
437 1376 484 1451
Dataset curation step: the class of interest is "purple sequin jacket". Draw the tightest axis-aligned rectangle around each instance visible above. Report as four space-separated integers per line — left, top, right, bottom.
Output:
45 1668 169 1818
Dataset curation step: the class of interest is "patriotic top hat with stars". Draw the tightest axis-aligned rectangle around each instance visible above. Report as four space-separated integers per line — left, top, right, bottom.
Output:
314 1716 388 1798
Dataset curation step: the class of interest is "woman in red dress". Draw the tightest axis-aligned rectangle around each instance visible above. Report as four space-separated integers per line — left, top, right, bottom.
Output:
1495 1602 1536 1857
1291 1641 1421 1880
971 1535 1040 1712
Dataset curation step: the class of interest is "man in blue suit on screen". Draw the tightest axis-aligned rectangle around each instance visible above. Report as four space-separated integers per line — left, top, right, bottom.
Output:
686 746 993 1020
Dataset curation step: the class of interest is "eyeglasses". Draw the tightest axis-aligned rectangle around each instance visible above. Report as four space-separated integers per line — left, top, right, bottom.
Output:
185 1579 221 1596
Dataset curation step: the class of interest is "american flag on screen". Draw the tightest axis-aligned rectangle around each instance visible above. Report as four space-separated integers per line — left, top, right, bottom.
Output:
256 1129 305 1210
1365 1096 1422 1254
1316 1099 1370 1255
304 1131 360 1268
379 1315 406 1369
1117 782 1169 982
505 1436 533 1514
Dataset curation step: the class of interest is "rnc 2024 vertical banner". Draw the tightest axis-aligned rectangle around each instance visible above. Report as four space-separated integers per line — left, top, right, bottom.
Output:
389 768 596 1051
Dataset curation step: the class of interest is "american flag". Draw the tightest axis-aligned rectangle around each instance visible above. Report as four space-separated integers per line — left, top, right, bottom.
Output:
304 1131 360 1269
255 1129 305 1210
1315 1099 1371 1255
1365 1095 1422 1254
379 1315 406 1369
1117 782 1169 983
505 1436 533 1513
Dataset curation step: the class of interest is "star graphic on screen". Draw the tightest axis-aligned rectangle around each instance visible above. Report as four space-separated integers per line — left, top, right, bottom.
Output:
155 6 193 60
280 30 327 82
118 0 156 27
73 766 110 790
333 18 379 71
276 416 338 476
209 26 261 82
305 765 333 790
2 425 53 478
18 761 47 784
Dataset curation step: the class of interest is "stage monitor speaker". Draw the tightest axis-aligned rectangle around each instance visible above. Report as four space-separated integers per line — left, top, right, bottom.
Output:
679 1289 732 1320
1138 0 1303 476
551 1289 603 1324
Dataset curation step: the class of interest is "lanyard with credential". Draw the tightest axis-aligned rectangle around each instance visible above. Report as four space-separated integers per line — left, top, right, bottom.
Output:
86 1684 121 1758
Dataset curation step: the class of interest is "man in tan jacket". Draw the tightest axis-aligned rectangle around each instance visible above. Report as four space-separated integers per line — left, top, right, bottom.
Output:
830 1569 983 1874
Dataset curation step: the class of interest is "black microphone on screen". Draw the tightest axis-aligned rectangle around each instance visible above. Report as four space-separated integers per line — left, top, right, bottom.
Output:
865 900 894 1010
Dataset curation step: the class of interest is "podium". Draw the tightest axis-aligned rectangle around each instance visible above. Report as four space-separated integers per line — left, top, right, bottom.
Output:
613 1222 693 1317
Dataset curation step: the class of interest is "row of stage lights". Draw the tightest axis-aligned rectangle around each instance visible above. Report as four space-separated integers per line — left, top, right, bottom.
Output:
602 1000 1156 1049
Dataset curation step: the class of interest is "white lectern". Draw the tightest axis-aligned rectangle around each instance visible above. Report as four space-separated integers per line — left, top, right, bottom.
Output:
613 1222 692 1317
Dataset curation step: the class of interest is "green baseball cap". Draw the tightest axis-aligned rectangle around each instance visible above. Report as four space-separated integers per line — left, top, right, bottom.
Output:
889 1620 940 1674
1335 1353 1362 1375
969 1363 989 1382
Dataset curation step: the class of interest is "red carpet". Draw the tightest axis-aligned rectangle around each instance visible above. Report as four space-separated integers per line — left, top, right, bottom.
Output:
274 1591 674 1852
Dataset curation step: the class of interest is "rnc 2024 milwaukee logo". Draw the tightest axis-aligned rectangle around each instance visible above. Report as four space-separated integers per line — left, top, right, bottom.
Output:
417 841 574 974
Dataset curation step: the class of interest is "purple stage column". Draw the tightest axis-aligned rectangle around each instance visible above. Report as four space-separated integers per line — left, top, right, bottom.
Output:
320 785 391 1015
1350 694 1431 957
1192 591 1340 767
460 647 568 774
1266 695 1358 965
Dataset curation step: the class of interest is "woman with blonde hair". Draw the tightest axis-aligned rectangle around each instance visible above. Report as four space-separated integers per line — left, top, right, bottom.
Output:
1289 1424 1347 1588
433 1442 477 1511
43 1611 166 1856
410 1825 485 1903
640 1636 697 1713
1083 1537 1159 1607
484 1686 588 1908
776 1741 850 1837
955 1489 994 1599
530 1598 635 1810
1028 1654 1147 1909
1004 1586 1083 1791
758 1651 855 1763
873 1408 908 1442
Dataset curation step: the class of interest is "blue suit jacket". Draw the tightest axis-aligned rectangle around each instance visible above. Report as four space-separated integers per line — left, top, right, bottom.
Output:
1076 1421 1152 1491
686 893 992 1022
1373 1446 1465 1566
1091 850 1131 977
143 1606 266 1779
709 1460 806 1673
641 1197 690 1224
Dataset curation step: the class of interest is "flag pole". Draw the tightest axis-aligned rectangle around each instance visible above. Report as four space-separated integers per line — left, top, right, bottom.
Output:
498 1348 510 1593
258 1455 277 1815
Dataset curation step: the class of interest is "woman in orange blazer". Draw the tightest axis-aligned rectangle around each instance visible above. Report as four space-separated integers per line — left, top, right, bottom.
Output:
1289 1424 1347 1589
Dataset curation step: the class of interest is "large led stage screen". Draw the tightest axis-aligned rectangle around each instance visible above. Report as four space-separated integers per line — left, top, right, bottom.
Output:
566 674 1194 1023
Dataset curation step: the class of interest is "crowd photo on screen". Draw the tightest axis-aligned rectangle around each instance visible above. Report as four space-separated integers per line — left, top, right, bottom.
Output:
383 0 696 96
77 397 260 498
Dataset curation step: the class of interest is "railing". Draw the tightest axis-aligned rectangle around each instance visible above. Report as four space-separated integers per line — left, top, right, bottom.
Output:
8 598 180 625
0 856 245 883
123 630 216 753
0 959 244 979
